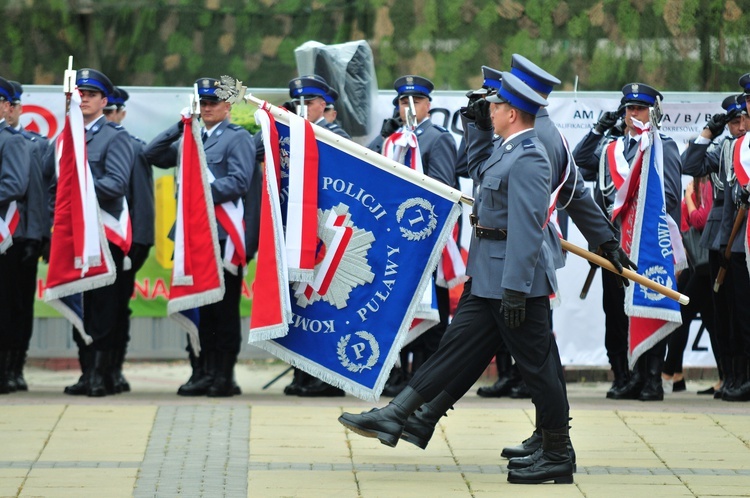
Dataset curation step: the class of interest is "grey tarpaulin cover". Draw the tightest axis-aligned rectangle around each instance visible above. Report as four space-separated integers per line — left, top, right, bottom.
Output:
295 40 378 141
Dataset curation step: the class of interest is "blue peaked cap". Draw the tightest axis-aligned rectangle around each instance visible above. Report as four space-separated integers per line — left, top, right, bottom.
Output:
288 75 333 103
722 94 746 118
0 77 13 102
76 68 114 98
510 54 560 95
195 77 221 101
621 82 663 107
394 75 434 100
481 66 502 91
486 71 548 115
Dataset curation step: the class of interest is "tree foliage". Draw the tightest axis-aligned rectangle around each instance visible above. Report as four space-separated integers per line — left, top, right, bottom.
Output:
2 0 748 92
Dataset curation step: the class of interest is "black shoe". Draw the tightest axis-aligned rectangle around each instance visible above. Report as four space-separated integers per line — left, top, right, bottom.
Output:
722 380 750 402
697 386 715 395
207 352 237 397
501 430 542 459
672 379 686 392
509 381 531 399
64 375 89 395
508 442 577 472
339 387 425 447
606 356 631 399
298 379 345 397
284 368 311 396
507 427 574 485
609 362 644 400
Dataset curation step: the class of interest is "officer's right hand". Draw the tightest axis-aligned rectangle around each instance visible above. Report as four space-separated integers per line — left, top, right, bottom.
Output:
472 99 492 131
281 101 297 114
40 237 50 264
21 240 42 267
705 113 728 137
502 289 526 329
595 111 619 134
380 117 403 139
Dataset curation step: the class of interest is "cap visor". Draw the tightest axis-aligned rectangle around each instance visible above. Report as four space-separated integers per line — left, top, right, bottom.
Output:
485 93 506 104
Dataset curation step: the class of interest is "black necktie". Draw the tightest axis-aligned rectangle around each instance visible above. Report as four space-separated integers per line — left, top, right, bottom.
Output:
627 138 636 153
201 130 208 144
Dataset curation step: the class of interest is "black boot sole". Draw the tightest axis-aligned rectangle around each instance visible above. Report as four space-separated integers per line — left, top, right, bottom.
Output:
338 415 400 447
507 473 574 484
400 430 429 449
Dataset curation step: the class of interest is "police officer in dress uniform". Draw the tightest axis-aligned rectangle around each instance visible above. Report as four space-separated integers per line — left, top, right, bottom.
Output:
469 66 528 399
48 69 135 397
339 73 575 485
574 82 682 401
2 81 46 392
145 77 254 397
102 86 154 393
0 76 31 394
367 75 459 397
281 75 349 397
681 94 746 398
719 73 750 402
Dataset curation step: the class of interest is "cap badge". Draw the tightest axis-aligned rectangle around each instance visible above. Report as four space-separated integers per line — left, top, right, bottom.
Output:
81 69 90 78
295 80 302 88
406 76 414 84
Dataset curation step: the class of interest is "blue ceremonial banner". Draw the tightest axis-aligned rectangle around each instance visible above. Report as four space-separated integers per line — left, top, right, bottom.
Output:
250 108 462 401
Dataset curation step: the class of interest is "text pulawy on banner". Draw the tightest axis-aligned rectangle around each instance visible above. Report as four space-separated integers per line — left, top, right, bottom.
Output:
249 102 463 401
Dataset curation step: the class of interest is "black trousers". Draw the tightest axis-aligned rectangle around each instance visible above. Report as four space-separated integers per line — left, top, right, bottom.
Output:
664 265 716 375
0 240 38 351
405 284 450 367
708 249 732 376
114 243 152 352
196 268 243 355
409 289 569 430
73 244 127 351
729 253 750 358
602 269 629 364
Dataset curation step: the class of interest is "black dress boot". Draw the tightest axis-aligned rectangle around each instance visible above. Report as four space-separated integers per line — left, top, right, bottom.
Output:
283 368 310 395
608 358 644 400
113 346 130 393
606 355 631 398
508 438 577 472
64 349 93 395
207 352 237 397
639 354 664 401
501 429 542 459
477 353 517 398
12 350 28 391
298 378 345 397
507 426 575 484
723 357 750 402
87 350 111 397
177 351 215 396
401 391 456 449
338 386 425 447
509 378 531 399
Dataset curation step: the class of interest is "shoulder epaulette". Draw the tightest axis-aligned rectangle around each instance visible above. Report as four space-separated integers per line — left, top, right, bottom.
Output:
522 139 536 149
2 126 20 135
227 123 245 131
130 134 146 144
20 130 38 142
432 124 449 133
106 121 124 130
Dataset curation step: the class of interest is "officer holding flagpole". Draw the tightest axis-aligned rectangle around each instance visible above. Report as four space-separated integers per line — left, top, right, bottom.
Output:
145 77 254 398
47 68 134 398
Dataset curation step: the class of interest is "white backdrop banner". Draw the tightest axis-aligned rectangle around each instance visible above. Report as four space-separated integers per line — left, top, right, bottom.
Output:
22 86 727 366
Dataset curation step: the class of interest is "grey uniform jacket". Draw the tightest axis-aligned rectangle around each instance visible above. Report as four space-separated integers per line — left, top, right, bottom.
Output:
46 116 133 221
16 128 46 241
367 119 458 189
682 137 730 251
534 110 616 268
0 121 30 230
574 129 683 228
127 135 155 247
720 136 747 253
464 123 556 299
144 118 254 241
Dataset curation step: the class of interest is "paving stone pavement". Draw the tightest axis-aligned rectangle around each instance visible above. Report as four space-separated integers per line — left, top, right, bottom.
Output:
1 361 749 497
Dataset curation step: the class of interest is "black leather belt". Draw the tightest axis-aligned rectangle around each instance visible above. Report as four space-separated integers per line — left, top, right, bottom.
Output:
474 226 507 240
470 214 507 240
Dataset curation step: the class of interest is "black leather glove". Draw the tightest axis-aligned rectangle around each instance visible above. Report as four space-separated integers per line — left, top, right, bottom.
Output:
595 111 619 134
40 237 50 264
471 98 492 131
741 186 750 207
380 116 403 139
128 243 151 273
21 240 42 266
599 239 638 287
502 289 526 329
705 113 728 137
610 120 626 137
280 101 297 114
460 105 475 121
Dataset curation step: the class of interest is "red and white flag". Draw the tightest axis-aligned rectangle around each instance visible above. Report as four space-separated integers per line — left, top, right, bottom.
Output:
43 89 116 344
730 133 750 275
0 201 19 254
167 112 225 354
